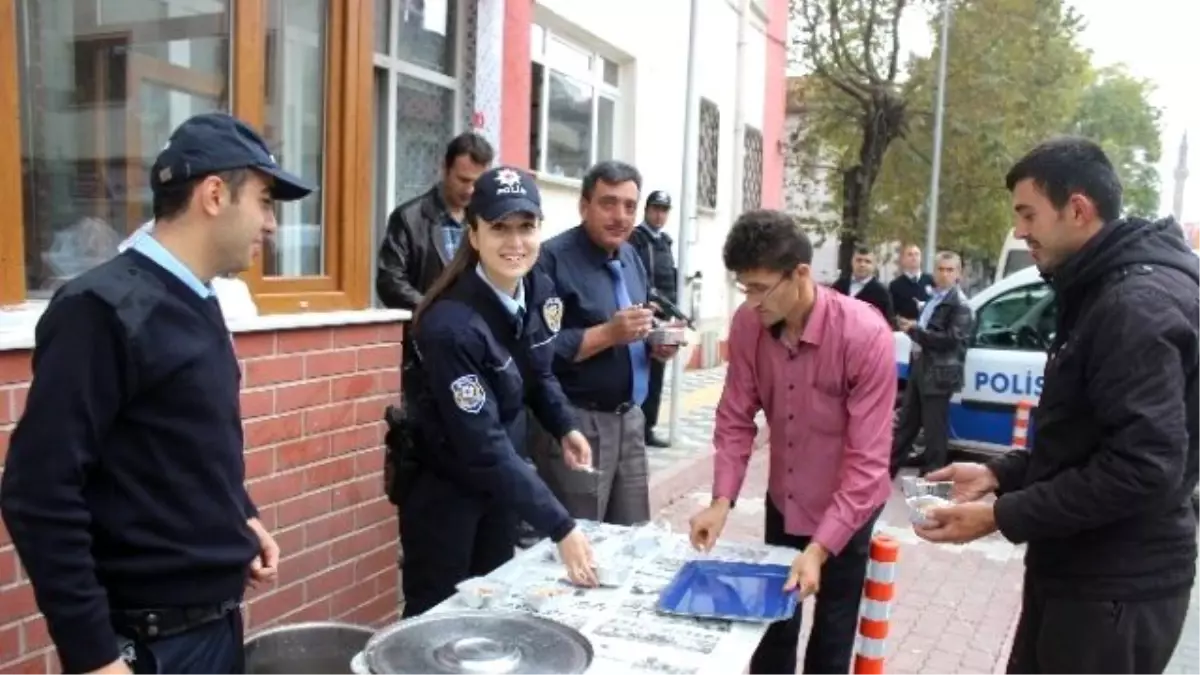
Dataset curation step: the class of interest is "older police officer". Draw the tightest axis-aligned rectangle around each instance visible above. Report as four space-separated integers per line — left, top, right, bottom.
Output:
530 161 681 525
0 113 302 674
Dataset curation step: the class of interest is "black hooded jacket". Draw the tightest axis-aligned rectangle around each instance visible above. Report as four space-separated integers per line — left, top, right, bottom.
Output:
987 217 1199 600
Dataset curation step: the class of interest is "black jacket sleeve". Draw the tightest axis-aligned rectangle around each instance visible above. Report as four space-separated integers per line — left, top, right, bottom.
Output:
908 295 972 352
376 206 424 310
994 286 1193 543
417 325 576 542
0 295 128 674
877 283 897 329
986 450 1031 496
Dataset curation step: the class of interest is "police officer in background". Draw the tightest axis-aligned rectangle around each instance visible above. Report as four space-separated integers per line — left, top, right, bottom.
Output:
398 166 599 617
629 189 677 448
0 113 297 674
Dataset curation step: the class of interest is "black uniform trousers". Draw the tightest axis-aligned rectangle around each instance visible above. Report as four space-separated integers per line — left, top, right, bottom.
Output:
117 608 243 674
400 468 517 617
642 358 666 434
1006 572 1191 674
749 499 881 675
891 358 952 476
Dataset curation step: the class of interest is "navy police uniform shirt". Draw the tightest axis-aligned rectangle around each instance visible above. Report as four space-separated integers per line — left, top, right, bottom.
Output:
0 250 260 674
534 225 651 410
409 267 577 542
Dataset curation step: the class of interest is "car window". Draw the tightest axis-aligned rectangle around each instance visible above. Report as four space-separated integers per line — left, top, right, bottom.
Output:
973 282 1057 351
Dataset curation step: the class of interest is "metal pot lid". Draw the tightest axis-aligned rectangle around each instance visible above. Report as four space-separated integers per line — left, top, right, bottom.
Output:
363 610 593 674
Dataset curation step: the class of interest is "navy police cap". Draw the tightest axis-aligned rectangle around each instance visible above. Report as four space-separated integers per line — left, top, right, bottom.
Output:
470 166 542 222
150 112 315 201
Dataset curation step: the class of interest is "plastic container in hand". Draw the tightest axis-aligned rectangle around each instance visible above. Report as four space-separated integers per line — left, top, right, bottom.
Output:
455 577 509 609
900 475 954 500
906 495 951 527
647 326 687 346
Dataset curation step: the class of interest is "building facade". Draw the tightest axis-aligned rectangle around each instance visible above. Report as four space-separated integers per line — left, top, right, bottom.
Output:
0 0 786 669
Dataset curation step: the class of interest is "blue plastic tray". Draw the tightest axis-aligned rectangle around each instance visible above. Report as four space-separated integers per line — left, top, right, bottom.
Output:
656 560 798 623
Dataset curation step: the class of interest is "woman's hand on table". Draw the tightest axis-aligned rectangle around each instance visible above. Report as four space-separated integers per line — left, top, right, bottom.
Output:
557 527 598 587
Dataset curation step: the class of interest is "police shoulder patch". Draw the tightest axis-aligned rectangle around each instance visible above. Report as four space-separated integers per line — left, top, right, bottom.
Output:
542 297 564 334
450 374 487 414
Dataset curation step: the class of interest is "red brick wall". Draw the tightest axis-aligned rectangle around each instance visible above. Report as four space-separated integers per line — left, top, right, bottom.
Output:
0 321 404 672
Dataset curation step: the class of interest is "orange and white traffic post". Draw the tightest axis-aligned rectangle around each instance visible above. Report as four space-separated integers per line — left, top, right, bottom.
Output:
1011 400 1035 451
853 534 900 675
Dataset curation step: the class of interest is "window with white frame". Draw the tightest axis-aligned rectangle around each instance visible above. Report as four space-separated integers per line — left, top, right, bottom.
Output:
529 25 620 180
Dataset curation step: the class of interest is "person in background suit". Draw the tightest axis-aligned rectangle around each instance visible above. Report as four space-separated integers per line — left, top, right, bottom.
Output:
889 244 935 321
890 251 973 477
628 189 677 448
833 246 895 327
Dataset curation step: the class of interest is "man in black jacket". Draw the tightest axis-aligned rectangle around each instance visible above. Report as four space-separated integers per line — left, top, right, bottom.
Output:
629 189 677 447
376 132 494 311
833 246 895 327
889 244 935 321
916 137 1198 674
889 251 972 477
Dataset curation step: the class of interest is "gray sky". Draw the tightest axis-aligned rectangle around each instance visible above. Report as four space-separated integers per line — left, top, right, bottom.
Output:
799 0 1197 222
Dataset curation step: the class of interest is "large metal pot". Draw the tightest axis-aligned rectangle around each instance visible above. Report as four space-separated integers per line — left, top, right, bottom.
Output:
362 610 593 674
244 621 375 674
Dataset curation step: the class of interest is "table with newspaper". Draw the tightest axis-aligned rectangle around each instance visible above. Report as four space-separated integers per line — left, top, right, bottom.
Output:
427 519 798 675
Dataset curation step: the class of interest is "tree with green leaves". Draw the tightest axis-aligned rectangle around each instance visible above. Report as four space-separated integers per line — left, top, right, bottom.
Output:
790 0 1163 268
787 0 916 273
1070 66 1163 218
870 0 1092 262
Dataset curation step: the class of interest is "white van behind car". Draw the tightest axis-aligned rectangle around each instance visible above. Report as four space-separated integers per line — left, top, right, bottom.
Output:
994 229 1034 284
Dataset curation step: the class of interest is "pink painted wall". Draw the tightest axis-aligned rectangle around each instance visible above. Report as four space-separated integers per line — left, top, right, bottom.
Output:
500 0 533 168
762 0 788 208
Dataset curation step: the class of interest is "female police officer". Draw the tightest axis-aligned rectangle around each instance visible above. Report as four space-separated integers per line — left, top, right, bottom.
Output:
400 165 599 616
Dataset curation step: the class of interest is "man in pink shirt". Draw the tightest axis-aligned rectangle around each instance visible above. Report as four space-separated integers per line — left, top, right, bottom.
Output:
689 210 896 674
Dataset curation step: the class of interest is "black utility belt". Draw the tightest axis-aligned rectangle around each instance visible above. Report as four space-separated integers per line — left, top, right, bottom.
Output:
573 400 636 415
111 599 240 642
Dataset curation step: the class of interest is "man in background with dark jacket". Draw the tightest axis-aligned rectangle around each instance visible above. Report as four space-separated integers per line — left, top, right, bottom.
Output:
833 246 895 327
917 137 1198 674
889 243 934 321
629 190 677 448
889 251 971 477
376 132 494 313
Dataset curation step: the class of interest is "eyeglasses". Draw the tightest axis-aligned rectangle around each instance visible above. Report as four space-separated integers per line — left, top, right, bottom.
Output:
735 274 790 302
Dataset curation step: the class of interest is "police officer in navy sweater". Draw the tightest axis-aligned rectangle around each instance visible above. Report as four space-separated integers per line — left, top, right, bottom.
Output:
0 113 310 675
399 166 599 617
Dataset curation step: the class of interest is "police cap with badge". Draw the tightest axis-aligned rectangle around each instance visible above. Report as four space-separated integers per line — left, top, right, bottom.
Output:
470 166 543 221
151 112 315 201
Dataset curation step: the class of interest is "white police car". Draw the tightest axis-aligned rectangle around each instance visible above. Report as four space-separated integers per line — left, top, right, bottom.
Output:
895 265 1052 457
897 255 1200 514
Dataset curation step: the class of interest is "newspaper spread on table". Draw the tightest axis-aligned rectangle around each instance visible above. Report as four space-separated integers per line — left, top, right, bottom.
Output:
427 520 799 675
